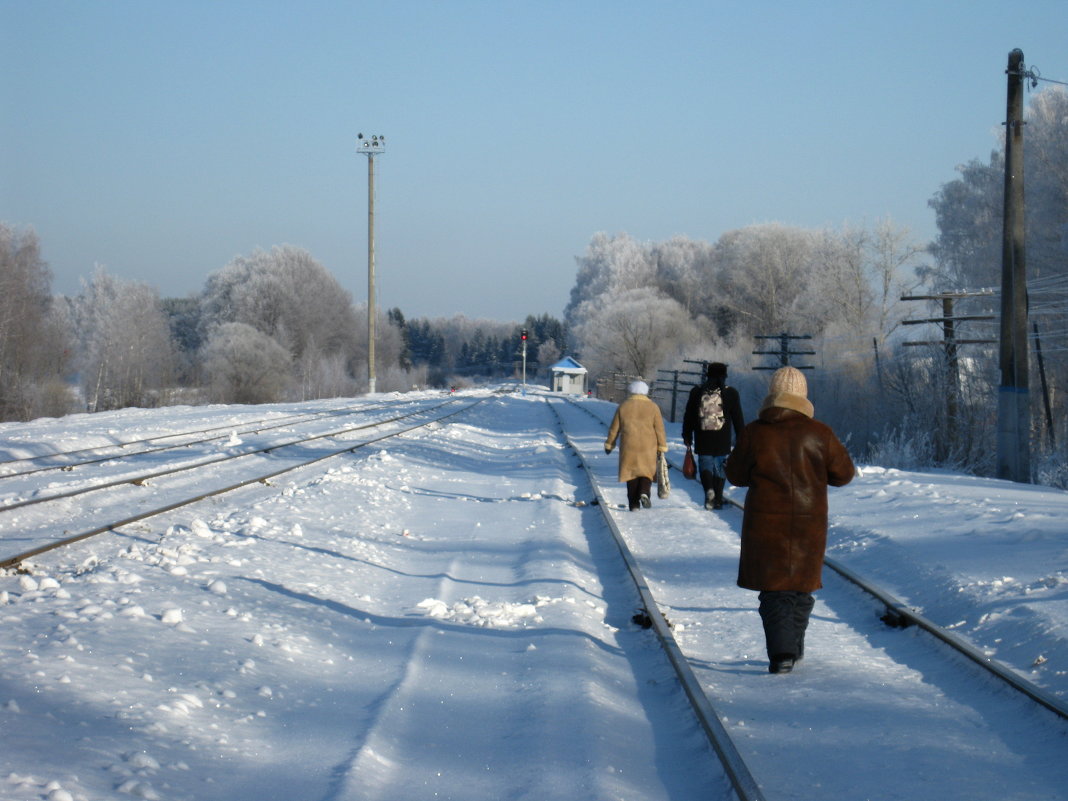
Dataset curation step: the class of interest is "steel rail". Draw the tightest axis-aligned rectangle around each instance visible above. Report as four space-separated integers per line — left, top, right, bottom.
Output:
717 494 1068 722
822 551 1068 721
0 398 485 571
0 399 461 514
570 394 1068 725
0 405 346 469
547 397 766 801
0 399 417 479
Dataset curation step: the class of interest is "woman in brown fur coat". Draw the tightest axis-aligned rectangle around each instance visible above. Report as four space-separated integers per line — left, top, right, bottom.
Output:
725 367 854 674
605 380 668 511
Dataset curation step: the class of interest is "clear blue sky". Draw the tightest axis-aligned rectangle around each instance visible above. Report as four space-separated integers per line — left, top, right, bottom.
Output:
2 1 1066 322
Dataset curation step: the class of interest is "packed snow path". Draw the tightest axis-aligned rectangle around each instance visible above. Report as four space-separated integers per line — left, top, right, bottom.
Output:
1 388 1067 800
552 395 1068 801
1 392 729 801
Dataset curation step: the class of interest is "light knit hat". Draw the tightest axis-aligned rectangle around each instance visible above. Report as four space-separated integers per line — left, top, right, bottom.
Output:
768 366 807 398
760 366 814 417
628 380 649 395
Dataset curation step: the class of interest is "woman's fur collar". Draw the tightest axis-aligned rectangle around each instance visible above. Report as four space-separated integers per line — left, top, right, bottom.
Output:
759 391 814 418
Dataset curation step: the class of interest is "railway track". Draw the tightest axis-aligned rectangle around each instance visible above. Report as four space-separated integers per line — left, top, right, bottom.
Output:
2 388 747 801
545 397 765 801
0 398 405 479
556 394 1068 724
550 393 1068 799
0 395 481 569
2 389 1066 800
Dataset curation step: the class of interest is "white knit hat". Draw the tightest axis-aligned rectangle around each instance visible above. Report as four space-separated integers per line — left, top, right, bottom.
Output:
628 380 649 395
768 366 807 398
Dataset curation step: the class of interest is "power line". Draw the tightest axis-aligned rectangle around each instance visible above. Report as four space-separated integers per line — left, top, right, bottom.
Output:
1023 64 1068 88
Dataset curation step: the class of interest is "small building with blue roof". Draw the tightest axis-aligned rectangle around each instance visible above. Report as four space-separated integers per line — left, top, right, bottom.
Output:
549 357 588 395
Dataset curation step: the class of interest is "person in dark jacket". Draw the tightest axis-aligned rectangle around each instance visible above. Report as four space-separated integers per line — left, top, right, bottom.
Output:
682 362 745 510
725 366 855 674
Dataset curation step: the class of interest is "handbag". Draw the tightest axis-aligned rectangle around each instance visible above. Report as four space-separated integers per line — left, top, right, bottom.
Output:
682 446 696 480
656 451 670 499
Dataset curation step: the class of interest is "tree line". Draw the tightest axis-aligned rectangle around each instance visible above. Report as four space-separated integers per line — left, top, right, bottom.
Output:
0 233 571 418
563 86 1068 485
2 85 1065 485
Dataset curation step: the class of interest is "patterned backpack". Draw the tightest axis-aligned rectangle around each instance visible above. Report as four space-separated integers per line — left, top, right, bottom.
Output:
699 387 725 431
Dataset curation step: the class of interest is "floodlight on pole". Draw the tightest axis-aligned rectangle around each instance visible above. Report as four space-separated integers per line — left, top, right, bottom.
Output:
357 133 385 394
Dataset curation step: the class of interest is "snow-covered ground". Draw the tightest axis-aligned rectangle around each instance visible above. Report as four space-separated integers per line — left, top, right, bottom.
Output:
1 388 1066 801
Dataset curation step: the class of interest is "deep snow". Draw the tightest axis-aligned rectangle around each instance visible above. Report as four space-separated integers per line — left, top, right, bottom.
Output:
0 388 1065 801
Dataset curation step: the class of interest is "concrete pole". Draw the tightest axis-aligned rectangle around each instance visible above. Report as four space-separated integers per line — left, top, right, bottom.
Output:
367 152 377 394
996 48 1031 482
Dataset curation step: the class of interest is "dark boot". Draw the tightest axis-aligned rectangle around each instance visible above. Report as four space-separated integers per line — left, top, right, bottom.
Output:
637 476 652 508
700 471 716 509
711 475 725 509
770 654 795 674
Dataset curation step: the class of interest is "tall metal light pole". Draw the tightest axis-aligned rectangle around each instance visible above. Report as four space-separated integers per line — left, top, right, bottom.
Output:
357 133 385 393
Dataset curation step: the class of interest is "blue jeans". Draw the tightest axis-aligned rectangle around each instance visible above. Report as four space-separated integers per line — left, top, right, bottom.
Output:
697 454 728 478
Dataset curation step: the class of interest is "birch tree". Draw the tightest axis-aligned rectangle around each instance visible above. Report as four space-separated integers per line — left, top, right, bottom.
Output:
712 223 822 337
77 268 178 411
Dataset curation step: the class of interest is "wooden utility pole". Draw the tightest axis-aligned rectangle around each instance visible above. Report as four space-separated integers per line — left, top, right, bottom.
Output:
997 49 1031 482
654 368 703 422
901 292 995 461
752 333 814 370
1033 322 1055 447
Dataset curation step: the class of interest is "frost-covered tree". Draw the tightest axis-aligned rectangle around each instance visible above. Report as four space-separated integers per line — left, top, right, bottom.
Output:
928 86 1068 293
201 322 292 404
652 235 717 317
710 223 824 337
200 246 362 399
405 318 446 368
201 245 359 363
572 287 700 378
1019 87 1068 281
566 232 657 318
927 156 1004 292
75 267 178 411
813 219 925 350
0 223 72 419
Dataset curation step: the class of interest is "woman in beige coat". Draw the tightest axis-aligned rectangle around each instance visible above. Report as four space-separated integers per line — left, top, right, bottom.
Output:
604 381 668 511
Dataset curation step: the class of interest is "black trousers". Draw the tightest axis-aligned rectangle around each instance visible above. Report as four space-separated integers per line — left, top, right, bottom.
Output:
700 471 725 500
758 590 815 660
626 477 652 510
